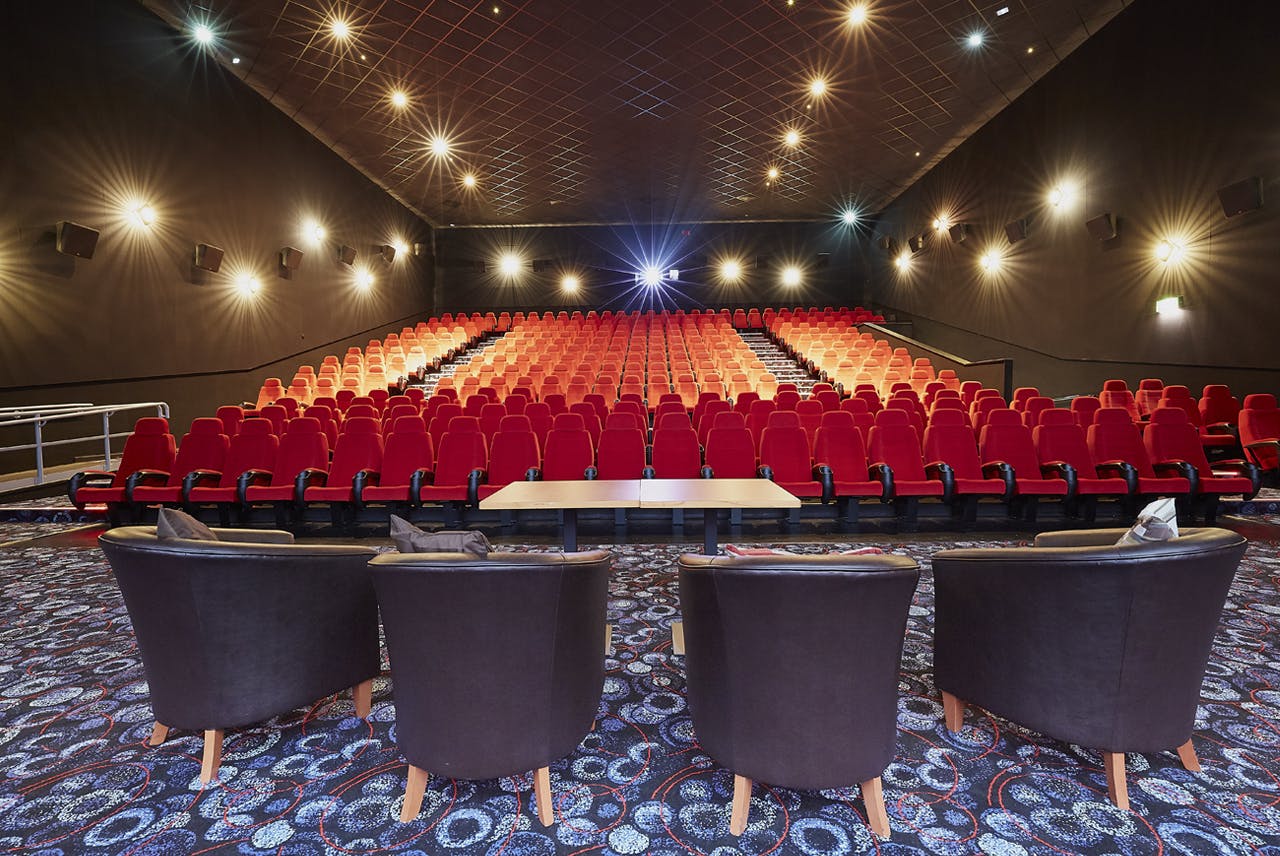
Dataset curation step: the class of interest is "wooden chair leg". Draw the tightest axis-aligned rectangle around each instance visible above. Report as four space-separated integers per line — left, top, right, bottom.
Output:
533 766 554 826
861 776 890 838
400 765 429 822
200 729 224 784
149 722 170 746
1103 752 1129 810
353 678 373 719
671 621 685 656
941 691 965 733
730 774 752 835
604 624 612 656
1176 739 1201 772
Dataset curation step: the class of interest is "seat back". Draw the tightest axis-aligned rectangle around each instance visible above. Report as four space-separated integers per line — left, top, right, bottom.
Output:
270 418 330 485
487 416 541 488
746 400 777 451
380 417 434 487
813 411 871 479
650 425 702 478
432 417 488 487
219 419 279 487
170 418 229 485
759 411 812 483
542 414 595 480
215 405 244 436
677 553 919 788
1087 407 1157 477
978 409 1042 476
1070 395 1102 428
327 417 384 486
1240 394 1280 471
1032 409 1096 474
704 412 757 479
595 421 647 480
368 550 610 779
867 410 926 479
1144 407 1211 476
1199 385 1240 426
922 413 983 480
428 403 464 452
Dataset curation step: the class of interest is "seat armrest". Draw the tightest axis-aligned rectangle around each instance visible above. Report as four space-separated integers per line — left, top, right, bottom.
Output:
756 464 774 481
1153 459 1197 492
294 468 328 506
352 469 381 509
1211 459 1262 498
1033 528 1134 548
924 461 955 504
813 463 834 504
1040 461 1078 498
981 460 1015 497
1096 460 1138 494
524 467 541 481
584 466 598 480
236 469 273 505
213 528 296 544
466 468 486 508
641 465 655 479
68 470 117 507
409 468 435 506
125 469 171 500
1204 422 1235 435
700 465 714 479
1243 439 1279 469
181 469 223 505
868 462 895 501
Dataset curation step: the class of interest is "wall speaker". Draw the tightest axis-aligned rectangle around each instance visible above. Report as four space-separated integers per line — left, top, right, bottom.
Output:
1085 212 1117 241
1004 218 1029 244
948 223 968 243
755 254 773 269
413 242 429 257
531 258 554 272
1217 177 1263 217
814 252 830 268
378 244 396 264
280 246 303 269
908 234 926 253
337 245 356 265
193 243 224 272
55 221 99 259
876 235 893 251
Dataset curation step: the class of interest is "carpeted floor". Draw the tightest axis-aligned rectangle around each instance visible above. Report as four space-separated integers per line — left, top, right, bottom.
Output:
0 532 1278 855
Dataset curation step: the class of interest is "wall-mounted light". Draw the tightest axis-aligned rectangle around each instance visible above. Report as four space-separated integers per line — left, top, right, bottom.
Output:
498 253 523 279
1047 183 1077 210
1153 238 1186 265
640 266 662 287
894 251 911 272
979 249 1002 273
841 208 860 225
337 245 357 266
304 221 326 244
781 266 802 287
354 269 374 291
1155 295 1184 315
235 273 261 297
561 274 580 293
718 259 743 283
126 202 157 228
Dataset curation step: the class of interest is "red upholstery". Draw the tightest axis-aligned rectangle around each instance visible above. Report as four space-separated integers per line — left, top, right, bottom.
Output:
360 416 434 504
419 417 488 503
596 420 648 480
795 400 823 449
258 404 287 435
1144 407 1256 498
867 409 943 497
1021 396 1054 429
704 412 757 479
428 403 464 454
746 400 777 452
696 400 731 445
979 410 1068 497
1099 382 1140 421
922 411 1008 499
479 403 507 445
1087 407 1191 495
186 419 277 505
72 417 177 507
244 418 330 503
1032 409 1130 498
651 424 702 478
758 412 820 497
1199 384 1240 427
129 418 228 505
541 413 595 481
1070 395 1101 428
525 402 554 450
215 405 244 436
1135 378 1165 417
1239 394 1280 472
813 411 882 499
480 415 541 499
305 417 383 503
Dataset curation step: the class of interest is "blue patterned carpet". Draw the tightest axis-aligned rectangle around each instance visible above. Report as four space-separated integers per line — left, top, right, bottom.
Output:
1 534 1279 855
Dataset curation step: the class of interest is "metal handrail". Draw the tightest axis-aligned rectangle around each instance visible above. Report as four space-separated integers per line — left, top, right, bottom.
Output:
0 401 171 485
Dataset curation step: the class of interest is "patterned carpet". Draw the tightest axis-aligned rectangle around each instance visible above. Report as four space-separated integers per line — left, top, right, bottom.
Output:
0 534 1278 855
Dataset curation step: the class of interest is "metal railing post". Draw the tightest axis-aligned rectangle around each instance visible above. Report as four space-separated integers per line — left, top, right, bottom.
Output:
102 412 114 469
34 418 45 485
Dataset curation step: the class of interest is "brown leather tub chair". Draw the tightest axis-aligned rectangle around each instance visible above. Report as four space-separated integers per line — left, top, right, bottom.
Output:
677 552 921 838
98 527 381 783
933 527 1248 809
368 549 611 824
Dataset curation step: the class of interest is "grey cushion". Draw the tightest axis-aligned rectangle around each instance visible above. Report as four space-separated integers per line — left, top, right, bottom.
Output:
389 515 491 556
156 507 217 541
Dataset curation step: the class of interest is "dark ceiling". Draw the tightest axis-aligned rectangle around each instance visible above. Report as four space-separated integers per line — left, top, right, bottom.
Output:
141 0 1128 227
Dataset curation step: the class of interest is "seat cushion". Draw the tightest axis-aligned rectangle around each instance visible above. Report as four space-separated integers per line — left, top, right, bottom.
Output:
1013 478 1069 496
304 486 355 502
185 486 238 504
1075 477 1132 496
1198 475 1254 495
129 486 182 503
244 485 297 502
74 486 126 504
831 480 884 497
953 477 1009 496
892 479 945 497
1136 476 1190 494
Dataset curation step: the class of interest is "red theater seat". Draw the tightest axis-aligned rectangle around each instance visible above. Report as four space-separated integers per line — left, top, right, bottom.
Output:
978 410 1069 521
418 417 487 507
1087 407 1192 502
126 418 229 513
480 415 541 499
1239 394 1280 474
69 417 176 522
812 411 886 515
303 417 384 514
758 411 821 499
1143 407 1258 522
1032 409 1133 519
242 418 331 523
922 409 1011 518
867 409 945 528
357 416 433 510
541 413 596 481
704 412 757 479
183 418 278 522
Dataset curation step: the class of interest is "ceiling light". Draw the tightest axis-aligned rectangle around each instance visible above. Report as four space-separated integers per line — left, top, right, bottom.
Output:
330 18 351 40
305 221 326 243
784 128 801 147
493 5 501 13
430 136 450 158
192 23 214 45
980 250 1002 272
1155 296 1185 315
767 166 780 180
781 266 802 287
933 215 951 232
1047 183 1075 209
1026 46 1035 54
355 269 374 290
967 31 985 48
641 267 661 287
127 202 157 228
390 90 408 109
235 274 261 297
462 173 477 188
808 78 828 97
841 208 860 225
1154 239 1186 264
847 4 869 25
996 6 1010 16
894 251 911 271
914 151 921 157
391 240 409 260
499 253 523 278
719 260 743 282
561 274 580 292
231 57 241 64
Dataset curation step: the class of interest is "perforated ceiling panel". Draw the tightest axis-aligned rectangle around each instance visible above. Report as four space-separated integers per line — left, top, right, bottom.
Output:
141 0 1127 226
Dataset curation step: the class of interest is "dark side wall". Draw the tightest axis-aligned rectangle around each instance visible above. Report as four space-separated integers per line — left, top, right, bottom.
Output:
433 220 873 314
866 0 1280 398
0 0 434 458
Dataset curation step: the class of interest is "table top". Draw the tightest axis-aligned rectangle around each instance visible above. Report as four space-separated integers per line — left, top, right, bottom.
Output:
638 478 801 508
478 479 642 510
479 478 801 510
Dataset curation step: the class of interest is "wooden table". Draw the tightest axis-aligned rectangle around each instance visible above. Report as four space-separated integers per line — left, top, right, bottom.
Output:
479 478 800 553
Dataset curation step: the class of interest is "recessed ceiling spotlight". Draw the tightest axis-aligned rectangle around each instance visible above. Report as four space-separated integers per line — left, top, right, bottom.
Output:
192 23 214 45
784 128 801 147
641 267 662 287
493 5 501 13
808 77 828 97
767 166 780 180
462 173 477 188
390 90 408 108
914 151 921 157
231 57 241 64
841 208 860 225
847 3 869 25
330 18 351 40
1026 46 1035 54
430 136 450 158
967 31 985 48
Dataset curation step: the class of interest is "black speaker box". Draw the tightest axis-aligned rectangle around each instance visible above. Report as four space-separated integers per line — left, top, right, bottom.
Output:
814 252 830 268
280 247 303 269
337 245 356 265
876 235 893 251
55 221 99 259
1217 177 1263 217
948 223 968 243
531 258 554 272
1004 218 1028 244
908 234 926 253
413 242 429 257
1085 213 1117 241
378 244 396 264
194 243 224 272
